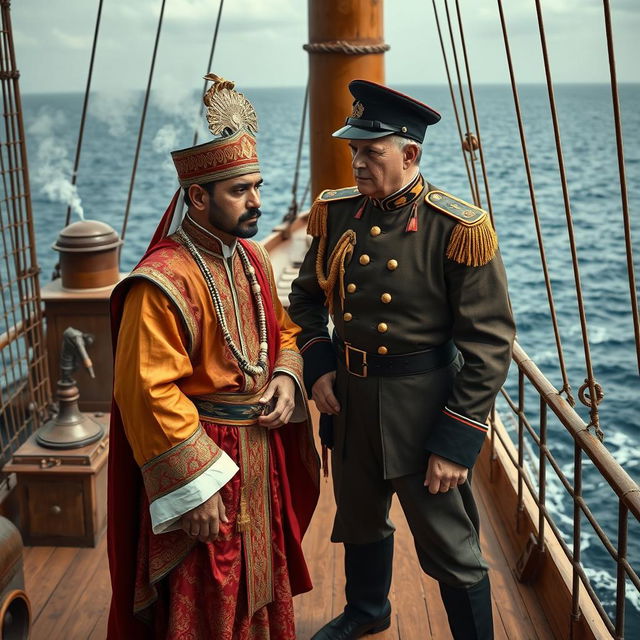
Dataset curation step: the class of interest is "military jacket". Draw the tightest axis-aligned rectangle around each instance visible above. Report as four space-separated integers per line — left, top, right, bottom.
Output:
288 175 515 471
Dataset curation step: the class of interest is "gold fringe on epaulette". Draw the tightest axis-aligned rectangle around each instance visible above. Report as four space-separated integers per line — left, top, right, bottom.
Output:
315 231 356 315
306 199 328 238
446 218 498 267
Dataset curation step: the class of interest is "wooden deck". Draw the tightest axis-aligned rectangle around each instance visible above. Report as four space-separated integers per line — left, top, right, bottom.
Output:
22 449 553 640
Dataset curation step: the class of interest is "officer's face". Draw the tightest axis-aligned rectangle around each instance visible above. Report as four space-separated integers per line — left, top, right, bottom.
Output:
187 173 263 241
348 137 406 199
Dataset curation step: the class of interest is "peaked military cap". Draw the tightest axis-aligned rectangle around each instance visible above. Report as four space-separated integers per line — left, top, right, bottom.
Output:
332 80 441 143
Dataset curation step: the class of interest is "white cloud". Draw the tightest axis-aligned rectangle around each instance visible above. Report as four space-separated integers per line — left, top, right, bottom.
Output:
51 27 91 50
9 0 640 93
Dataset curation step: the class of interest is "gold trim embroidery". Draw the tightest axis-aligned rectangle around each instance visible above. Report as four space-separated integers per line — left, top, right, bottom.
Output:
238 426 274 615
141 424 222 502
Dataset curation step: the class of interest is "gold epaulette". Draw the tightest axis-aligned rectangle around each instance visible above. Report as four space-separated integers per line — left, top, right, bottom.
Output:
306 187 360 238
425 190 498 267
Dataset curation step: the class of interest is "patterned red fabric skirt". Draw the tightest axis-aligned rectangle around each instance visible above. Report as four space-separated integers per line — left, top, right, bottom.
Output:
136 421 297 640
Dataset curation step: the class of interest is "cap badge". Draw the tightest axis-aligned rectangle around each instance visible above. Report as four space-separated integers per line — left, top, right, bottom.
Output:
350 101 365 118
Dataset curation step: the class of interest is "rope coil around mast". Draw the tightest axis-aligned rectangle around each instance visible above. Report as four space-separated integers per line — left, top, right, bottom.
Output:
303 41 389 55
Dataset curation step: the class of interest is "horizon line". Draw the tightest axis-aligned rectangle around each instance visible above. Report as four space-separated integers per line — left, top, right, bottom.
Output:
20 81 640 96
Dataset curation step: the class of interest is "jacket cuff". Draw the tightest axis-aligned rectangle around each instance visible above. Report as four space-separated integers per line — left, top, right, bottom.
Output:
424 406 488 469
300 337 337 396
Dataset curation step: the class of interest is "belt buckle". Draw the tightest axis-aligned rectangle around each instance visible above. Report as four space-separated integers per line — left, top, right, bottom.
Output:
345 343 368 378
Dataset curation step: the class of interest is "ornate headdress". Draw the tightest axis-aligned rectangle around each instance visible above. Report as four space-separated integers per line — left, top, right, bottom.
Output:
171 74 260 187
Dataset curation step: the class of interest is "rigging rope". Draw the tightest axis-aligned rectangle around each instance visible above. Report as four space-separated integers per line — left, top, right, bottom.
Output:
533 0 603 438
601 0 640 375
121 0 167 240
452 0 494 223
440 0 482 207
282 82 309 225
299 177 311 213
430 0 477 205
495 0 574 406
64 0 104 227
192 0 225 147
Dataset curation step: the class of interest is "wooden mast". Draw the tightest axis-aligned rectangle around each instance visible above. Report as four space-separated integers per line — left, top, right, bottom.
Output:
306 0 388 198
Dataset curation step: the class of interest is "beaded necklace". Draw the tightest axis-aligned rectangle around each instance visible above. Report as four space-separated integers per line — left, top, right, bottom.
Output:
177 228 268 376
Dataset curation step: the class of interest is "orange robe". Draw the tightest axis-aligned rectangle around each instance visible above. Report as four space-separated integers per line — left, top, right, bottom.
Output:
110 214 318 639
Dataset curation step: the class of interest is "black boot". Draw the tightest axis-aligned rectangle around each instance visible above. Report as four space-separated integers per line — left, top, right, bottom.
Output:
311 536 394 640
439 574 494 640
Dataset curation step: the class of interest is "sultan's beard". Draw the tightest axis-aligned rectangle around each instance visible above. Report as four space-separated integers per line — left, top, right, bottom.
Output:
230 207 262 239
207 203 262 239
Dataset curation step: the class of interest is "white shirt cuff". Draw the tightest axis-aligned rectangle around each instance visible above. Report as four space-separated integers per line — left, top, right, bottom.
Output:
149 448 239 534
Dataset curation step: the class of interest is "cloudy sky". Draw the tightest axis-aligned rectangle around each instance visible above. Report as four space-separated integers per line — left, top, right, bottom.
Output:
11 0 640 94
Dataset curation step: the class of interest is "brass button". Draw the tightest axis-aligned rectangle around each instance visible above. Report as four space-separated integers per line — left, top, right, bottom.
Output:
343 312 353 322
370 225 381 237
377 346 388 355
377 322 388 333
347 283 357 294
386 259 398 271
359 254 370 265
380 292 392 304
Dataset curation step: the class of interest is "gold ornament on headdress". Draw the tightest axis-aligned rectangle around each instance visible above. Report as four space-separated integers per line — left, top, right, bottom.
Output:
203 73 258 136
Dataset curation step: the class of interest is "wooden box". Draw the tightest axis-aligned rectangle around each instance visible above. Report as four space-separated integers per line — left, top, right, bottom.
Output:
3 414 109 547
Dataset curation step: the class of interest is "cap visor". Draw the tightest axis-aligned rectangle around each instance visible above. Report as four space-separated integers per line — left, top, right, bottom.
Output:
332 125 394 140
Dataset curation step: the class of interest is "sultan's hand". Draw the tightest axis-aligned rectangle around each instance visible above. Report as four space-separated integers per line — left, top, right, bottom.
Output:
258 374 295 429
311 370 340 415
180 491 228 543
424 454 468 494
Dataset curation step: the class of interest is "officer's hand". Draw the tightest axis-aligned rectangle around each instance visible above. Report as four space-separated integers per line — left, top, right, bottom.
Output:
258 374 295 429
180 491 228 543
311 371 340 415
424 454 468 494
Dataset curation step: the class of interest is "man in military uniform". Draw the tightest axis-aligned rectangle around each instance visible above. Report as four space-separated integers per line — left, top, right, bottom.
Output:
288 80 515 640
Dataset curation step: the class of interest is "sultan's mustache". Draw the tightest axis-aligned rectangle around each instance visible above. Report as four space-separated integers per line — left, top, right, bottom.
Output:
240 208 262 222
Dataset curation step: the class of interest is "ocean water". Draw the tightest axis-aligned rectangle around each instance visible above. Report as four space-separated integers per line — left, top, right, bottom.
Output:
22 84 640 634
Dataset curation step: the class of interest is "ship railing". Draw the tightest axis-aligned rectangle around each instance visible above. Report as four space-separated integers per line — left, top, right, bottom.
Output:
492 340 640 638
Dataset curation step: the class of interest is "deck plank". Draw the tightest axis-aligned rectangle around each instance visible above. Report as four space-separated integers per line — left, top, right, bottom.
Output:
20 449 553 640
389 498 432 640
475 478 554 640
293 477 337 638
60 535 111 640
87 608 110 640
24 546 80 622
29 536 109 640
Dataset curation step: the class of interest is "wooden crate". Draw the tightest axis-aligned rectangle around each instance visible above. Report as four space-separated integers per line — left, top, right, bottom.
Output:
3 414 109 547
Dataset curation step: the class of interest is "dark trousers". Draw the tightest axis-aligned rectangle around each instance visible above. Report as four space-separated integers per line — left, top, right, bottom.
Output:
330 364 487 588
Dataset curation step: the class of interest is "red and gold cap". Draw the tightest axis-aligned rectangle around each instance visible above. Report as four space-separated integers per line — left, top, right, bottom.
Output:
171 74 260 187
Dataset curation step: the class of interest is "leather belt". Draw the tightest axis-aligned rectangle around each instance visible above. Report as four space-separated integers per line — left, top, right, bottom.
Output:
333 334 457 378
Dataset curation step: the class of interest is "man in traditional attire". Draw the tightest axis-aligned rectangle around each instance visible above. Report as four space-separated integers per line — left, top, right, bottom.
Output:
289 80 515 639
107 75 319 640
